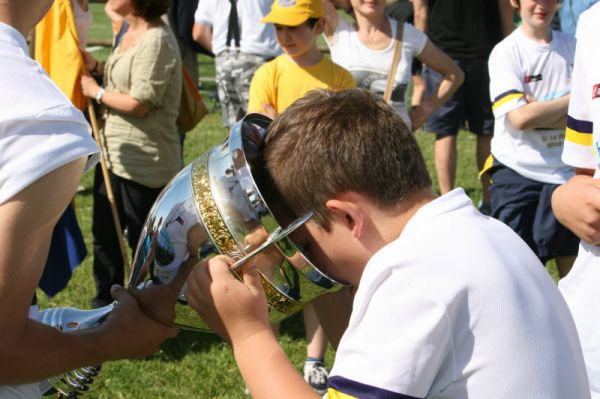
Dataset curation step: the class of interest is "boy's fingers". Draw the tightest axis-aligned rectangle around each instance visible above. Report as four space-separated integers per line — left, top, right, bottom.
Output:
242 262 264 296
205 255 236 281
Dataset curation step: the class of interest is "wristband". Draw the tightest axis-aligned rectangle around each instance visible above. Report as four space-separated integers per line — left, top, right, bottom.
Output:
95 88 105 104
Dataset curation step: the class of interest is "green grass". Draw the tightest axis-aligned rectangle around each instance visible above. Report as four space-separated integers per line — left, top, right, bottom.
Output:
34 4 557 397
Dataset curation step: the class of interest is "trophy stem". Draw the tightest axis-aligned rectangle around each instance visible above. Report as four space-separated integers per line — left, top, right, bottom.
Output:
39 304 114 396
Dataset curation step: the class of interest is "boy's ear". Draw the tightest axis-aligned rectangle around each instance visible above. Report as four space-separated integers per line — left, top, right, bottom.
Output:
313 18 326 35
324 198 364 239
509 0 519 9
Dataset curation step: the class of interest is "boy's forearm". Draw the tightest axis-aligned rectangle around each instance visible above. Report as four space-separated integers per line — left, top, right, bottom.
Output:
507 96 569 130
232 329 321 399
0 320 113 385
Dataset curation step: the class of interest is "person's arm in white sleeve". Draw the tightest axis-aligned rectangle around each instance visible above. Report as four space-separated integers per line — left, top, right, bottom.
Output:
0 159 179 384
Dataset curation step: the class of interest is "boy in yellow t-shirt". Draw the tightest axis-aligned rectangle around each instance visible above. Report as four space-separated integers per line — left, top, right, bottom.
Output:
247 0 354 394
247 0 355 117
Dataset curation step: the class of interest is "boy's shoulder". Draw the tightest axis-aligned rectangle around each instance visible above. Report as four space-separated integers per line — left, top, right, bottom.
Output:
491 28 522 54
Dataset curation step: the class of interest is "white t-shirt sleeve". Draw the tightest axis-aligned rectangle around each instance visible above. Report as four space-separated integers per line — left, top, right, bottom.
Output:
329 271 452 398
194 0 214 25
0 44 99 205
0 106 98 205
403 22 427 57
326 17 353 48
563 20 594 169
489 43 528 118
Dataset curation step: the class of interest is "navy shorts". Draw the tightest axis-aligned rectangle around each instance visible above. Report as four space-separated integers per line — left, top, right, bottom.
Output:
422 57 494 137
488 163 579 262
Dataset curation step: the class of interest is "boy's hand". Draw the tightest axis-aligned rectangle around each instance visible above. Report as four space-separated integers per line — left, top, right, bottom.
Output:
185 256 270 344
99 285 179 361
552 173 600 244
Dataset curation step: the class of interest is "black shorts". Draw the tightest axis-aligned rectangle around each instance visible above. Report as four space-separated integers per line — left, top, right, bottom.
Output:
423 57 494 137
488 163 580 262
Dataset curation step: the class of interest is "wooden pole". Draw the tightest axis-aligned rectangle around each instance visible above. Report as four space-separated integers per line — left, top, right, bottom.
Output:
87 100 131 278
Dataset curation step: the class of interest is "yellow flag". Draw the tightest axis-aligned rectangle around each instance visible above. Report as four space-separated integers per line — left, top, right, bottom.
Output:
34 0 86 111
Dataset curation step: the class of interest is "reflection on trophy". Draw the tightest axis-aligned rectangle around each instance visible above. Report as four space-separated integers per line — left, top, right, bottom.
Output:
40 114 346 397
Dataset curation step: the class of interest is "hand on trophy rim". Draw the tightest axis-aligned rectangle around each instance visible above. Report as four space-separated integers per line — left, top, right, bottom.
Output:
127 256 196 328
185 255 271 346
98 285 179 361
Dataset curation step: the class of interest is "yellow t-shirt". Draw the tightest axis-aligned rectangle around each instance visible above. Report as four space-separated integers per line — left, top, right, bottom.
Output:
247 54 355 115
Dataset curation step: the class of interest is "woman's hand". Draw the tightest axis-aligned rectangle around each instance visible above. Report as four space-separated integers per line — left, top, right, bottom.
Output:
80 75 101 99
80 48 99 74
409 104 430 132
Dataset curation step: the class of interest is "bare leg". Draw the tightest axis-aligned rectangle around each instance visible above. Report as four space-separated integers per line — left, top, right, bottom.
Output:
435 135 457 194
477 135 492 204
411 74 426 108
303 304 328 359
311 289 353 350
556 256 576 279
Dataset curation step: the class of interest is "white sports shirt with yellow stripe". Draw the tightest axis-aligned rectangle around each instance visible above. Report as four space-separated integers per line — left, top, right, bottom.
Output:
559 4 600 399
488 26 575 184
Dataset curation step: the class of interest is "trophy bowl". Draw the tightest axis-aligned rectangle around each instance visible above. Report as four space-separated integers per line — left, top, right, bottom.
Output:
40 114 346 397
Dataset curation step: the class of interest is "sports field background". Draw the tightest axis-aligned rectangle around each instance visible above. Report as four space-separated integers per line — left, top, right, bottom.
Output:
36 5 558 397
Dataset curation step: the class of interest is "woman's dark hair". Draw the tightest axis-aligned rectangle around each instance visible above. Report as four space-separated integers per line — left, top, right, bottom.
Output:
132 0 171 22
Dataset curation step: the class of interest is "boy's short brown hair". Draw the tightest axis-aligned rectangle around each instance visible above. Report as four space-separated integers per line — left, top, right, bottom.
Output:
264 88 432 228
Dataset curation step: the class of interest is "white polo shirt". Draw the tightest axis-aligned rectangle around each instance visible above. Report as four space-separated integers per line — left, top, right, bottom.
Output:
327 189 589 399
194 0 281 57
0 22 98 206
558 4 600 398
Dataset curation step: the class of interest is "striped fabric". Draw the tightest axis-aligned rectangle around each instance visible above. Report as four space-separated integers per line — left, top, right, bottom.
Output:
492 89 525 111
565 115 594 146
327 376 422 399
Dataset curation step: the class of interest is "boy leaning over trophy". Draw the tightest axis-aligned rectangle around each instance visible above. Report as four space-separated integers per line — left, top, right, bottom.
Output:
185 89 591 399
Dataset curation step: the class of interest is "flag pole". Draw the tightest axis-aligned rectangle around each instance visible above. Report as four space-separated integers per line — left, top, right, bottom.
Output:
87 100 131 278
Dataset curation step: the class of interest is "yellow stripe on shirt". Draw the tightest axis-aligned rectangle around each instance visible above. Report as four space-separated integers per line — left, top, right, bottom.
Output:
327 388 358 399
566 127 593 146
492 92 525 111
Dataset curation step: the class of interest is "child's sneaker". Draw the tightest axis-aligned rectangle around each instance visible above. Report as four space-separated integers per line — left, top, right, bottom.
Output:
303 360 329 395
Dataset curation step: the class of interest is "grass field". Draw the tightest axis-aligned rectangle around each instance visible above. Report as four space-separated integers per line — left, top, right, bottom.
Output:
34 5 557 398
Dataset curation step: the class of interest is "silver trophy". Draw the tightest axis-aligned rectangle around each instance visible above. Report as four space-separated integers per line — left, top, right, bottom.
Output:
40 114 346 397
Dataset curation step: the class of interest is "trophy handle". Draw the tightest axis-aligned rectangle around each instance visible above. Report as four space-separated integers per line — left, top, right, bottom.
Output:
39 305 114 397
